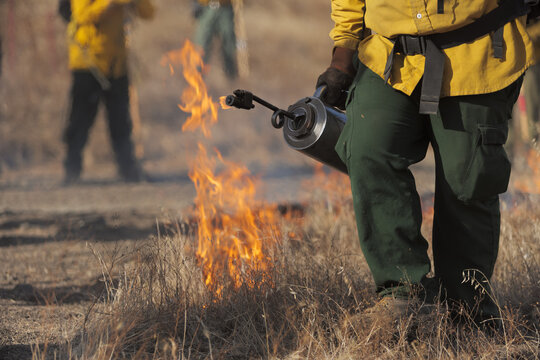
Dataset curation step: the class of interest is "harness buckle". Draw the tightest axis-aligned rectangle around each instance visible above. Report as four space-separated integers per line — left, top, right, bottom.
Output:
398 35 427 55
209 0 220 9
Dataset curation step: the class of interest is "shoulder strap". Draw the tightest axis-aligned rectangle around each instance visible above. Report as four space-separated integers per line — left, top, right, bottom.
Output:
429 0 529 49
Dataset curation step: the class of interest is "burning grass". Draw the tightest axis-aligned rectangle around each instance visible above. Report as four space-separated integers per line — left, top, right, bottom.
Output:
189 143 281 296
62 190 540 359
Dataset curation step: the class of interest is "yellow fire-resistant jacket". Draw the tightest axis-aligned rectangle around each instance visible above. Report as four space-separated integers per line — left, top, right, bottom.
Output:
68 0 154 78
330 0 535 97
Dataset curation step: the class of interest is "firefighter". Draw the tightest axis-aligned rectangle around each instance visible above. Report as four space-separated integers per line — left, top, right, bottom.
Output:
317 1 534 328
63 0 154 183
192 0 238 80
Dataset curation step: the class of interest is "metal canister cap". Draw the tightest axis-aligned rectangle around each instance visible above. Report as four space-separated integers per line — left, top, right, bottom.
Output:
286 98 315 138
283 96 327 150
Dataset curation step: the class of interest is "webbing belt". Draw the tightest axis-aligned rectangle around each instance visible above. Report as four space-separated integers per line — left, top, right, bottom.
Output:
383 0 530 114
438 0 444 14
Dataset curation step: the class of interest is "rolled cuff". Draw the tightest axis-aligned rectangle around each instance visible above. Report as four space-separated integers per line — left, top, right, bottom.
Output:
333 38 360 51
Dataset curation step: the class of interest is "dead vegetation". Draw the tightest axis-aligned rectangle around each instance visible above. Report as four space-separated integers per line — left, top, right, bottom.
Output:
54 182 540 359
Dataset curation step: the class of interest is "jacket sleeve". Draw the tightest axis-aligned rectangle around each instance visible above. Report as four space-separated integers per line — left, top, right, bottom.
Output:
134 0 155 20
71 0 113 24
329 0 366 50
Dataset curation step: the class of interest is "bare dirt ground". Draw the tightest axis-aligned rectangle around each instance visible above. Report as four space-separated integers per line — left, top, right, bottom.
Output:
0 164 193 358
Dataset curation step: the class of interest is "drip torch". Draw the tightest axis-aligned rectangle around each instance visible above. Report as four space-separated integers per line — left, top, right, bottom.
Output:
225 88 348 174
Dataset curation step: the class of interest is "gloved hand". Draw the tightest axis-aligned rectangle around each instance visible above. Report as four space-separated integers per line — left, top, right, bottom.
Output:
316 47 356 110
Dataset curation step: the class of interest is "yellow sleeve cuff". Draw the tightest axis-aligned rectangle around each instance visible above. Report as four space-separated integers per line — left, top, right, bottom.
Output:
333 39 360 51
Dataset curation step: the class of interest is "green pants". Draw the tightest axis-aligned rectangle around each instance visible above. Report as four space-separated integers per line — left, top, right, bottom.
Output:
336 63 522 317
194 4 238 80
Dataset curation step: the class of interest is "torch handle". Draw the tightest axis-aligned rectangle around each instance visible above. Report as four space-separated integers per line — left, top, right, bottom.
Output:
313 86 327 99
227 89 298 121
251 94 280 112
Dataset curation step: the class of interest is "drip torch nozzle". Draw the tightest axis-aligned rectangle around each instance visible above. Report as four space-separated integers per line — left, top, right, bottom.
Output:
225 89 300 129
225 90 255 110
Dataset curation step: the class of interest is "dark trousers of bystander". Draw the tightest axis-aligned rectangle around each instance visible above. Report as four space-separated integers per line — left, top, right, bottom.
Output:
63 71 140 182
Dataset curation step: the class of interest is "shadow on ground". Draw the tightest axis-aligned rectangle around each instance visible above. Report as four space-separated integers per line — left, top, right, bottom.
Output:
0 343 61 360
0 280 110 305
0 210 179 246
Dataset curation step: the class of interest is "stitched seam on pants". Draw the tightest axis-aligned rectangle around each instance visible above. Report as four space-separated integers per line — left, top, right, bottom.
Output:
462 129 481 194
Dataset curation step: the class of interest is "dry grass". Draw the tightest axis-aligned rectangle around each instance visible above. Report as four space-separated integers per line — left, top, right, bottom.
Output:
54 186 540 359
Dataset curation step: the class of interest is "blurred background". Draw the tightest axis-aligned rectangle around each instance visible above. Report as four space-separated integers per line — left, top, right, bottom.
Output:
0 0 335 188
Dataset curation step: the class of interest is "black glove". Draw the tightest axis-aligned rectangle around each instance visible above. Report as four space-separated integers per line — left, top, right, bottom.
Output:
316 67 354 110
316 47 356 110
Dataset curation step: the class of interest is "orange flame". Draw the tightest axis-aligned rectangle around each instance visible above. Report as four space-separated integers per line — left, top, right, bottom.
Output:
219 96 232 110
190 144 278 294
162 40 218 138
422 203 434 223
170 40 279 295
513 148 540 193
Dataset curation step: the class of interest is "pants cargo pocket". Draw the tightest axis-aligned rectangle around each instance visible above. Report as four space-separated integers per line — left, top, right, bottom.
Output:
460 123 511 201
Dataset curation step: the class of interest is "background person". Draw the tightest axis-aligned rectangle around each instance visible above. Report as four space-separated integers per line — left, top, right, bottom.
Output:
63 0 154 183
192 0 238 80
317 0 534 329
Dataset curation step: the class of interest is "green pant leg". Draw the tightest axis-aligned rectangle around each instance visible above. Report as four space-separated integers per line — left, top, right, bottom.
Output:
216 5 237 79
430 79 522 318
336 64 432 297
194 7 218 64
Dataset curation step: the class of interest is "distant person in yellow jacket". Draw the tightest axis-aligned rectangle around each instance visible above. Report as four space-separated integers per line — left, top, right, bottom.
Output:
193 0 238 80
63 0 154 183
523 20 540 142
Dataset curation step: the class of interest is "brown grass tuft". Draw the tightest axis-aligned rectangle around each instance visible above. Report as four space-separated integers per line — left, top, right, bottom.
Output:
64 189 540 359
